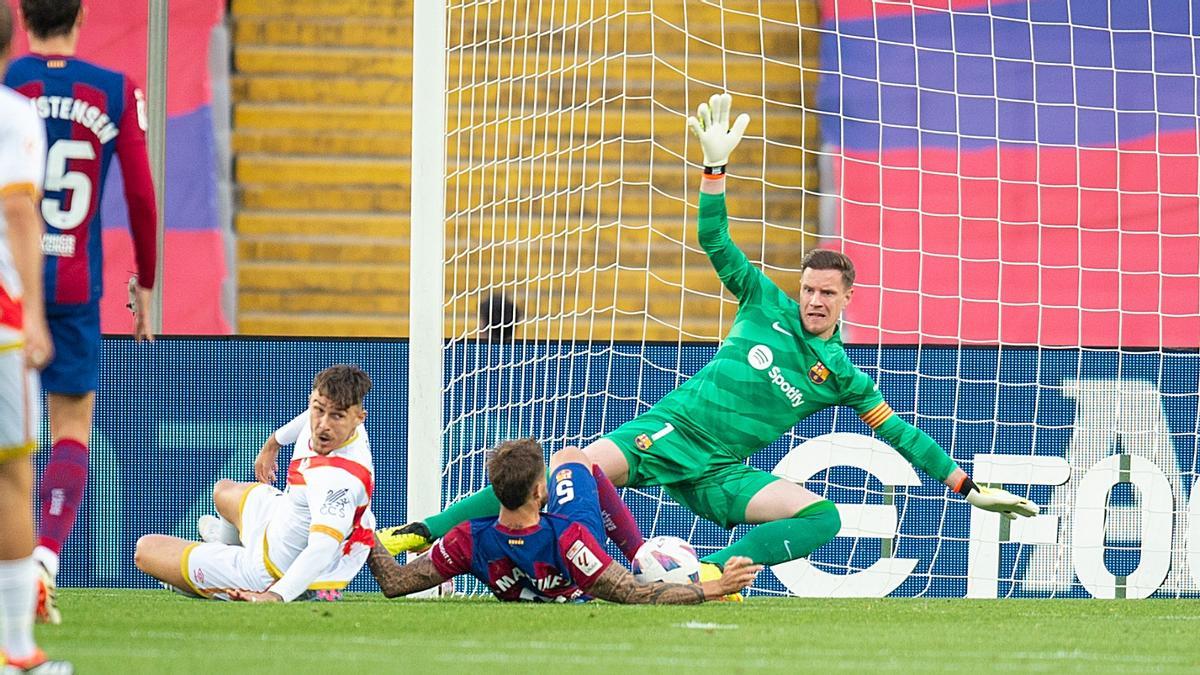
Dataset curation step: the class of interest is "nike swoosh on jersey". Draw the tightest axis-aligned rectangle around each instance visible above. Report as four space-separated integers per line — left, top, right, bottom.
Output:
771 321 790 335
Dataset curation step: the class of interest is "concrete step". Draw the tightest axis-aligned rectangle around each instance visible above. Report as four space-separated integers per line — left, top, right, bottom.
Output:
235 46 813 86
232 75 410 106
240 262 407 293
232 129 410 157
236 153 809 192
235 46 411 77
238 185 410 213
236 211 408 238
234 104 408 133
239 290 408 315
233 18 411 49
234 102 813 145
236 185 815 225
231 0 412 20
229 14 815 58
236 311 411 337
236 155 409 187
236 309 729 341
238 235 410 264
231 126 817 165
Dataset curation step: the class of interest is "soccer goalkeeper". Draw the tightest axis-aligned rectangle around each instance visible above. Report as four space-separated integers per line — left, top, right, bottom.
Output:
380 93 1039 591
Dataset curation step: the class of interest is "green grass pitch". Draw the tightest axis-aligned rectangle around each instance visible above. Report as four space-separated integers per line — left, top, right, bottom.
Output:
38 589 1199 673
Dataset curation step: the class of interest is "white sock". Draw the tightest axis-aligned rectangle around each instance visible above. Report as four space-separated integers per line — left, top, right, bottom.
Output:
0 557 38 661
199 514 241 545
216 516 240 544
32 546 58 579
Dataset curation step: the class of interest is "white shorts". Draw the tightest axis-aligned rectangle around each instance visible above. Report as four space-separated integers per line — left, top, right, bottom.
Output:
182 484 280 598
0 336 39 463
181 484 371 598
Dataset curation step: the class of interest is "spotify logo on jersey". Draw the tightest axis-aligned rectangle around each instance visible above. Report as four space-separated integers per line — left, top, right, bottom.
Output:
748 345 774 370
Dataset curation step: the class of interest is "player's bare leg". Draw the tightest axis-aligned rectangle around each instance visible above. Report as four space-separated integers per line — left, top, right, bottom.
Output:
199 480 260 545
742 478 825 523
133 535 199 593
211 480 262 532
573 441 643 560
0 457 45 661
703 477 841 569
579 438 631 486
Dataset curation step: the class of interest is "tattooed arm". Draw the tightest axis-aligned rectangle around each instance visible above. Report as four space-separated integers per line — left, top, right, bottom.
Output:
584 556 761 605
368 537 449 598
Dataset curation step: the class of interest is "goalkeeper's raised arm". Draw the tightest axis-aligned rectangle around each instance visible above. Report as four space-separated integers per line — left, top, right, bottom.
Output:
687 93 762 301
686 93 1040 523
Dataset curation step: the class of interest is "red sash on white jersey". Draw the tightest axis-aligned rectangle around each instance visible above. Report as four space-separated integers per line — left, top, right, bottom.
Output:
287 456 375 554
0 285 22 331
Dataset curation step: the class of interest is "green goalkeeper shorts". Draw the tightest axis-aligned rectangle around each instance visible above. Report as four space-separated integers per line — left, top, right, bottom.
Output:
605 412 778 528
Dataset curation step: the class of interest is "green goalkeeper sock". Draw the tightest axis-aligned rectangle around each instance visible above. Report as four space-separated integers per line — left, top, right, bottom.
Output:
424 486 503 538
701 500 841 567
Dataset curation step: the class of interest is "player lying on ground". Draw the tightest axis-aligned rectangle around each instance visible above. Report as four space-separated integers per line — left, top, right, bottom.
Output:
0 4 69 670
5 0 159 625
378 94 1040 589
134 365 377 602
368 439 760 603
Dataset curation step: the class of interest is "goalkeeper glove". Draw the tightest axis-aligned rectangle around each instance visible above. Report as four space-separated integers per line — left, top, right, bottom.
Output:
959 476 1040 520
686 92 750 170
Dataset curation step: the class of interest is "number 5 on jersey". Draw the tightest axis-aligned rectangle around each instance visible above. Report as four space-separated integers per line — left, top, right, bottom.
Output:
42 139 96 230
556 478 575 504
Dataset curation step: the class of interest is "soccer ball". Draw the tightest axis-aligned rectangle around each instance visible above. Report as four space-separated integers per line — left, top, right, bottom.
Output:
631 536 701 584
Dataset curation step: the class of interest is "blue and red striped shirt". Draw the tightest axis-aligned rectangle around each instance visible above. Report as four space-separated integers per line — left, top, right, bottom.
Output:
4 54 156 306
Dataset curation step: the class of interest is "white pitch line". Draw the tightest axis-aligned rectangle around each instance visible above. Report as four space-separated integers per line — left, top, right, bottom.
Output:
676 621 740 630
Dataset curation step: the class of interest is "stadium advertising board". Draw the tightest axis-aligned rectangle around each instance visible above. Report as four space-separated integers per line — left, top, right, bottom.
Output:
58 339 1197 598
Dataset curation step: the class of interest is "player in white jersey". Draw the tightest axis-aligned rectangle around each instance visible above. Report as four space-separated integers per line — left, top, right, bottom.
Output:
0 5 68 672
134 365 377 602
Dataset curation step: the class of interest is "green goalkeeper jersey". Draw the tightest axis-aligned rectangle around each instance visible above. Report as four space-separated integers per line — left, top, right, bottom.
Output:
641 189 959 482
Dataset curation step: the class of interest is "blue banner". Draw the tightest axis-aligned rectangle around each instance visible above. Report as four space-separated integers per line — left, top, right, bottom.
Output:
55 338 1199 597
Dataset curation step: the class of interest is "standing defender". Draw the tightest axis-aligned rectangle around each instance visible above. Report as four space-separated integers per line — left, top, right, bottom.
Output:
0 3 70 670
4 0 157 623
379 94 1038 594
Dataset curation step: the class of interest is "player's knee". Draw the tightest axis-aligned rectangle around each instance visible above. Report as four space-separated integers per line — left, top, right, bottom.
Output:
212 479 241 506
549 446 588 470
806 501 841 545
133 535 157 572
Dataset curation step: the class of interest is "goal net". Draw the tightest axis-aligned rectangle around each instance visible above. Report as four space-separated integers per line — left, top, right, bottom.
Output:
426 0 1200 598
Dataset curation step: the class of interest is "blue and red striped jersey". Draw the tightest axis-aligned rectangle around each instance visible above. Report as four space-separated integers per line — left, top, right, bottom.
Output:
430 513 614 602
4 54 157 306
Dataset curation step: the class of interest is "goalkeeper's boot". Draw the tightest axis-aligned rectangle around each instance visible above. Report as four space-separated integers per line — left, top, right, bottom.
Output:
33 562 60 625
3 649 73 674
376 522 433 556
698 562 744 602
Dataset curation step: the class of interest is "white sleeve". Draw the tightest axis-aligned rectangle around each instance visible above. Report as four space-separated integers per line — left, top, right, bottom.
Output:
266 467 365 601
273 410 309 446
0 101 46 194
267 533 341 602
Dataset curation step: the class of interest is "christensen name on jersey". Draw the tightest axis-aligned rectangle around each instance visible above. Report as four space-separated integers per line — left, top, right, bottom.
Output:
28 95 119 143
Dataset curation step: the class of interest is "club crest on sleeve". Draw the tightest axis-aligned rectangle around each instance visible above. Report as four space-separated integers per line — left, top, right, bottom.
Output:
808 361 830 384
634 434 653 450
